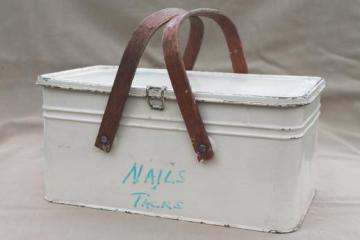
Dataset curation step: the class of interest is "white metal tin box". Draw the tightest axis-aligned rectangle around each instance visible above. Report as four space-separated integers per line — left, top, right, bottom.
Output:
37 65 325 233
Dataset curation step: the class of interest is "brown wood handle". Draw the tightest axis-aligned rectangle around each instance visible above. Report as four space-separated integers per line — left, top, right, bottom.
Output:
162 8 248 160
95 8 204 152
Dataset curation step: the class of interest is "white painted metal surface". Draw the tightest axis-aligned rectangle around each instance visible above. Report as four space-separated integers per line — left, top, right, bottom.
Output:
37 65 325 233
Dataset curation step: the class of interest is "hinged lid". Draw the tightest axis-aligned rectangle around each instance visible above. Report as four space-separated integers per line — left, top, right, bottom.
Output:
37 65 325 107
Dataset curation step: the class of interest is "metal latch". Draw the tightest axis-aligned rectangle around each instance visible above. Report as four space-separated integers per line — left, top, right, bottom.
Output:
146 86 166 110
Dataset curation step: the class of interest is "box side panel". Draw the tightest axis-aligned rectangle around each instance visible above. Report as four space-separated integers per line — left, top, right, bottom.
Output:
266 123 317 232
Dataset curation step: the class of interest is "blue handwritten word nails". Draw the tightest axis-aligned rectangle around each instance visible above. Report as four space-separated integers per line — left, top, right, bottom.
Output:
122 162 186 191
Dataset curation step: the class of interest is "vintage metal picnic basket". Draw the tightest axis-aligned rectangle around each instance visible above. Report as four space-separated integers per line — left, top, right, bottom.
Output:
37 8 325 233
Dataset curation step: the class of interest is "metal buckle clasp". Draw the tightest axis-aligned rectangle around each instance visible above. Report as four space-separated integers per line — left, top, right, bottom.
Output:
146 86 166 110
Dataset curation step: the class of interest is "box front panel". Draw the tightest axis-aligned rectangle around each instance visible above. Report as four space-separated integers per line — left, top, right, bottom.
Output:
42 87 318 232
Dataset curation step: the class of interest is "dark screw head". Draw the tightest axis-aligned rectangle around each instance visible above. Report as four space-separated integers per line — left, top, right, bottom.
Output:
100 135 108 144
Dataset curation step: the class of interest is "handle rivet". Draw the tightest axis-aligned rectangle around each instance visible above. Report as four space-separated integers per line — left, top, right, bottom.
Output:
100 135 108 144
198 144 207 154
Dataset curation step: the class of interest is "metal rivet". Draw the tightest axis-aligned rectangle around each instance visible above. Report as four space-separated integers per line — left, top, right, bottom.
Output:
198 144 207 154
100 135 108 144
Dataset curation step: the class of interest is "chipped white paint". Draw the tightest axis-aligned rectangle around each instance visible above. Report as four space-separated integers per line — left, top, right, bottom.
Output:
37 66 325 233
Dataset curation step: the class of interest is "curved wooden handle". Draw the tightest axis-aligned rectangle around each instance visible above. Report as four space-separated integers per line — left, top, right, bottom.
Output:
95 8 204 152
162 8 248 160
